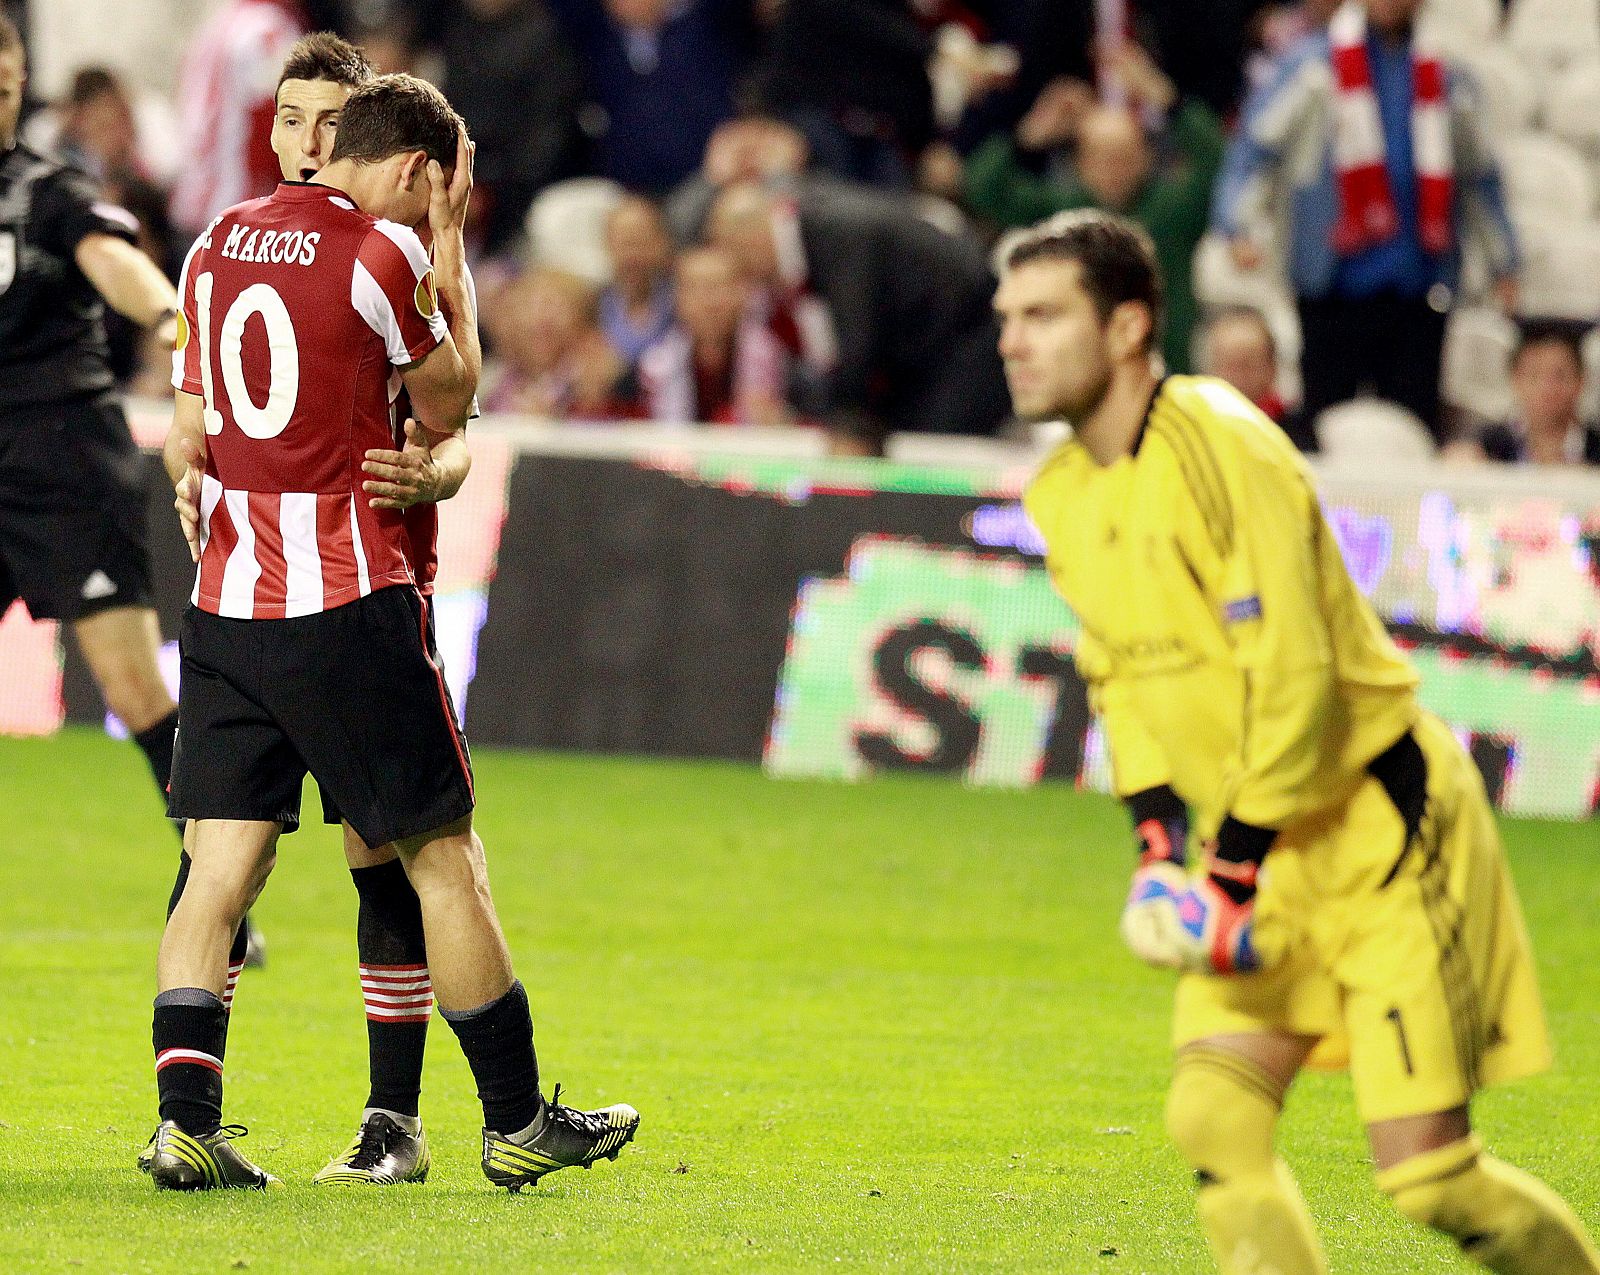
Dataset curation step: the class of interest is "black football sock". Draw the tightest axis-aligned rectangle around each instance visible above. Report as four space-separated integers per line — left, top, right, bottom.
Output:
165 851 192 919
352 861 431 1119
440 980 541 1135
153 988 228 1136
132 709 183 844
164 852 249 1014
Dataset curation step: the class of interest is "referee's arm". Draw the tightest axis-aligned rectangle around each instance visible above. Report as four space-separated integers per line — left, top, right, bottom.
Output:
76 233 180 345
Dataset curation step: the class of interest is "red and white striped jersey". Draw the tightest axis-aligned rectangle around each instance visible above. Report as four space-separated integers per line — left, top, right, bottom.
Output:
173 182 449 620
169 0 306 236
391 386 440 595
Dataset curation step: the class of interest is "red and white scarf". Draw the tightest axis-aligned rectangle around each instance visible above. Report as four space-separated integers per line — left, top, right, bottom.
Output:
638 321 789 425
764 199 838 376
1328 1 1454 256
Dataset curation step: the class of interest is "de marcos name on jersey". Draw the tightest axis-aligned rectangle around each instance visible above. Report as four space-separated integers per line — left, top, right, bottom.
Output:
214 222 322 266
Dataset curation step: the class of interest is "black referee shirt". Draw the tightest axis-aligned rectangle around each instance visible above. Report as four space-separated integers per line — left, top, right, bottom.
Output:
0 143 139 412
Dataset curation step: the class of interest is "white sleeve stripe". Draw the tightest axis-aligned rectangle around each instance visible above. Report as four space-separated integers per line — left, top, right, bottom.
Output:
425 307 448 347
351 259 412 366
371 219 433 279
91 202 140 234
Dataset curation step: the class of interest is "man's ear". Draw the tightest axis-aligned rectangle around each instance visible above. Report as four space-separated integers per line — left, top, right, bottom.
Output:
1109 301 1153 361
398 150 428 190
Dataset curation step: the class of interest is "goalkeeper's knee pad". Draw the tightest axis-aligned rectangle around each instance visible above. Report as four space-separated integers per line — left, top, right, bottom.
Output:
1166 1047 1327 1275
1165 1046 1282 1175
1379 1136 1600 1274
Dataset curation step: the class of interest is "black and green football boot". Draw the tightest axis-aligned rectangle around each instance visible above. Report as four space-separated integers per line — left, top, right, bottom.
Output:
481 1085 639 1192
145 1121 282 1191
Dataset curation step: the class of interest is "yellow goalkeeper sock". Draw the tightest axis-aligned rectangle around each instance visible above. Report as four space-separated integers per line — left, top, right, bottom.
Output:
1165 1046 1328 1275
1379 1135 1600 1274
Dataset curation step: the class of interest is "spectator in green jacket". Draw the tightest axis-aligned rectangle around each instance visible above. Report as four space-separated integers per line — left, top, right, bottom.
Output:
965 43 1223 373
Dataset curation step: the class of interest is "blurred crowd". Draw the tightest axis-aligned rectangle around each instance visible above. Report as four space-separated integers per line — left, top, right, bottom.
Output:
11 0 1600 464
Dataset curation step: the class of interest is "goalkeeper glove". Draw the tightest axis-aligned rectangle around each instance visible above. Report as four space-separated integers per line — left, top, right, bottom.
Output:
1120 808 1278 975
1128 784 1188 868
1120 786 1197 968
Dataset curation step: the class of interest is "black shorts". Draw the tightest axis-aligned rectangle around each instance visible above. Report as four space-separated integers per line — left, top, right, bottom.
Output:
0 394 153 622
317 596 440 838
169 585 475 848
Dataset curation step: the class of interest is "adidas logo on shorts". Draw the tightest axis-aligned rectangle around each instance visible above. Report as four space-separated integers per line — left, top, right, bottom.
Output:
81 570 117 601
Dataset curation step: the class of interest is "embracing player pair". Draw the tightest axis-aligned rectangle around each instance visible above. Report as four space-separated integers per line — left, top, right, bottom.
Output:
146 45 637 1191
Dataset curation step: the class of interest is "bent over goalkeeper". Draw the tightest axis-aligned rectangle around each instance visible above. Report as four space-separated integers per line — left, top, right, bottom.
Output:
996 208 1599 1275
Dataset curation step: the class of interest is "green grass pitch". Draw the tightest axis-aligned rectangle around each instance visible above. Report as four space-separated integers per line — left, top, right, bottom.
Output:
1 728 1596 1273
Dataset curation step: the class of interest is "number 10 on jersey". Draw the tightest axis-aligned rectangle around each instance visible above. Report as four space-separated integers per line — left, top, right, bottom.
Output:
194 272 301 441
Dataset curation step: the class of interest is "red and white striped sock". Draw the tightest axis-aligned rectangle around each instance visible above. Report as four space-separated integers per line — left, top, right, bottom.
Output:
360 963 433 1024
222 959 245 1013
155 1046 224 1076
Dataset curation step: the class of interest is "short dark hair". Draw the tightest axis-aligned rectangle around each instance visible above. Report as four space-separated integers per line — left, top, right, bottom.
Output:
0 15 22 57
1003 210 1165 353
277 32 374 96
67 66 122 109
1511 319 1586 372
1206 305 1277 357
327 73 463 169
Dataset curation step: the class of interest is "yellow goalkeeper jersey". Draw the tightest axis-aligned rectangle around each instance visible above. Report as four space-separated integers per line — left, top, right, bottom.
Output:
1024 375 1419 836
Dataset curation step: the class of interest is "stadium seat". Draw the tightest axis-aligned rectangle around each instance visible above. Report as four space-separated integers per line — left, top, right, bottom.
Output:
1190 236 1303 401
886 431 1035 467
1543 60 1600 159
1506 0 1600 74
1499 132 1596 223
1315 398 1438 463
911 193 973 240
524 178 626 286
1191 233 1290 312
1448 44 1537 138
1420 0 1504 52
1582 327 1600 420
1512 215 1600 320
1441 306 1518 422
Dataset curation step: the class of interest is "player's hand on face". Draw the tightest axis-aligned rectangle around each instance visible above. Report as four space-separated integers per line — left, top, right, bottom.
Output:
173 436 206 563
363 417 443 510
427 128 474 244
